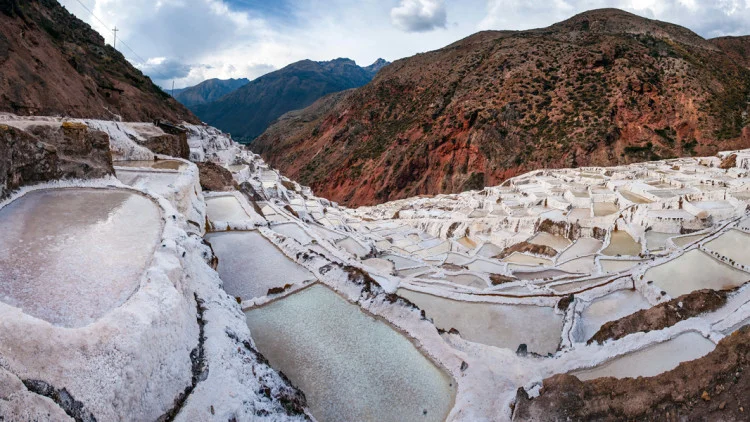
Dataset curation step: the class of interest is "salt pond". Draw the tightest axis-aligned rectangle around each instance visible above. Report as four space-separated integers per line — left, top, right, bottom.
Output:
601 231 641 256
572 332 715 380
576 290 651 342
205 196 251 223
644 249 749 297
704 229 750 267
205 231 314 300
397 289 563 354
245 284 456 422
0 189 161 327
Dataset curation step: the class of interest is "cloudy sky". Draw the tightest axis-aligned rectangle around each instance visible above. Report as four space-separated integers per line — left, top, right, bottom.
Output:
59 0 750 89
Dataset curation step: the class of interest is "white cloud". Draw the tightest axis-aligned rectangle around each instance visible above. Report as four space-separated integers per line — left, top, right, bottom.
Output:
57 0 750 90
390 0 448 32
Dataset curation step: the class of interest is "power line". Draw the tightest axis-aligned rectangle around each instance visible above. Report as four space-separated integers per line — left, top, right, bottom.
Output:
67 0 176 86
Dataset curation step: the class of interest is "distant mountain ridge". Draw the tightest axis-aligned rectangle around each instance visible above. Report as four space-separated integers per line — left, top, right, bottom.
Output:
252 8 750 206
0 0 197 122
172 78 250 107
191 57 389 142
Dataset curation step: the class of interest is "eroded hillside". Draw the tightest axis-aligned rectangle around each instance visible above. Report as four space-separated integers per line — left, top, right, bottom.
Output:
254 9 750 206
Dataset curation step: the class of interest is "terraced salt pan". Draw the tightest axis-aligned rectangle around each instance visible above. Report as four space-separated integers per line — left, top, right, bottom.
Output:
557 255 598 274
270 223 314 245
619 190 652 204
245 284 456 422
671 233 707 248
572 332 715 380
205 231 314 300
502 252 553 266
514 269 578 280
576 290 651 342
602 231 641 256
116 170 181 196
599 258 645 273
0 189 161 327
528 232 571 252
704 229 750 267
396 289 564 354
645 231 675 251
114 160 186 170
644 249 749 297
593 202 619 217
382 254 422 270
443 274 488 289
557 238 603 263
336 237 370 258
205 196 252 224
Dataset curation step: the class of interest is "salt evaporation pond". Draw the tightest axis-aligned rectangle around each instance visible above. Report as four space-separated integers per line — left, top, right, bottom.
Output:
601 231 641 256
644 249 749 297
704 229 750 267
397 289 564 354
270 222 314 245
114 159 186 170
205 231 314 300
245 284 456 422
572 332 715 380
0 188 162 327
557 238 603 263
576 290 651 342
205 196 251 223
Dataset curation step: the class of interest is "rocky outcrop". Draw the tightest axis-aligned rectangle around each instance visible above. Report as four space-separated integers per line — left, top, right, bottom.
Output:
0 122 113 198
0 0 197 123
588 289 730 344
513 326 750 421
196 161 235 191
254 8 750 206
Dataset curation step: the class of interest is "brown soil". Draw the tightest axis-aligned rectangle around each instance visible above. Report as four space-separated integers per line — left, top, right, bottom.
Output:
588 289 730 344
0 0 197 123
513 326 750 421
496 242 558 259
196 162 235 192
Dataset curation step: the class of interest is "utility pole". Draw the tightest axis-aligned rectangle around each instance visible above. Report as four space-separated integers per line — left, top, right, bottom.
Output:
112 26 119 49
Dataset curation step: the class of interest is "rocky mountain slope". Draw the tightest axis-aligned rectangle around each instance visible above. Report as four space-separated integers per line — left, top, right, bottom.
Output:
173 77 249 108
0 0 197 122
192 58 389 142
253 8 750 206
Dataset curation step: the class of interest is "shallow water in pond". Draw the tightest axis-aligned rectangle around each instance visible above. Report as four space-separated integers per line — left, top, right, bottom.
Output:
644 249 749 297
704 229 750 267
593 202 619 217
602 231 641 256
270 222 313 245
0 189 162 327
577 290 651 342
205 196 251 223
245 284 456 422
671 233 706 248
205 231 314 300
397 289 563 354
557 238 603 263
572 332 715 380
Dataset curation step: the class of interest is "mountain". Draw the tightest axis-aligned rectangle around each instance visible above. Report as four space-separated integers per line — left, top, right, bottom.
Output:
253 9 750 206
191 58 389 142
0 0 197 122
173 78 249 107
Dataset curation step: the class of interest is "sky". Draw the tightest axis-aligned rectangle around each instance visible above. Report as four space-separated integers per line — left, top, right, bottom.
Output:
58 0 750 89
